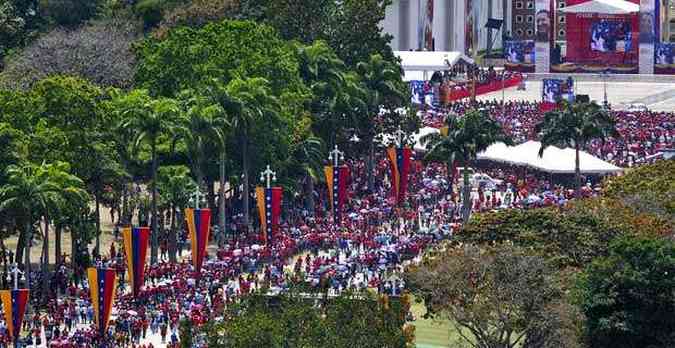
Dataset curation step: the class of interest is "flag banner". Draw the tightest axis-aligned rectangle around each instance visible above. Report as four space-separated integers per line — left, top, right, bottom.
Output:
87 267 117 335
324 165 350 221
386 147 413 204
0 289 29 343
256 186 283 245
185 208 211 274
122 226 150 298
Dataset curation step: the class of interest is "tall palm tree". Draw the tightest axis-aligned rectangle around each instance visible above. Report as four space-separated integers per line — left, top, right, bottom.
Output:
290 136 325 213
420 116 463 196
221 77 280 230
356 54 407 190
422 110 512 222
0 161 86 286
119 90 180 264
173 92 228 187
157 165 198 262
535 101 618 197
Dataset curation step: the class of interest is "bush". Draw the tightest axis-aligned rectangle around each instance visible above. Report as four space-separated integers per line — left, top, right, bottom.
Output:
134 0 164 29
576 236 675 348
39 0 102 27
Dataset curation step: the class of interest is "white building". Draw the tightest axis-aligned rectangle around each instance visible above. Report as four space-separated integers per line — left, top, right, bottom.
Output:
381 0 510 55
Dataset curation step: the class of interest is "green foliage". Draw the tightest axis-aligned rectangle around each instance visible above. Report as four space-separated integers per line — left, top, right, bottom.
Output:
603 160 675 222
576 236 675 348
135 20 307 99
204 291 410 348
407 244 582 348
178 318 194 348
39 0 103 27
458 204 623 268
134 0 164 29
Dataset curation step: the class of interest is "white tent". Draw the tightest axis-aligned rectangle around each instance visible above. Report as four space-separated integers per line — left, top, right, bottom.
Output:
478 140 623 174
559 0 639 15
378 127 440 152
394 51 475 81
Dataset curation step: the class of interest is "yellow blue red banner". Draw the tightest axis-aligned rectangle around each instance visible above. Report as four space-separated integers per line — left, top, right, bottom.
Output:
185 208 211 275
386 147 413 204
0 288 29 343
87 267 117 335
122 226 150 297
256 186 283 245
324 165 350 222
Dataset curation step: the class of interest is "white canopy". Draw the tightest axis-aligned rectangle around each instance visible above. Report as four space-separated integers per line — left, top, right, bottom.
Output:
478 140 623 174
394 51 475 81
378 126 440 152
559 0 639 14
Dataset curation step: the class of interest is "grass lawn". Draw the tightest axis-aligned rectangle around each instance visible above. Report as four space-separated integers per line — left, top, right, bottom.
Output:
410 301 470 348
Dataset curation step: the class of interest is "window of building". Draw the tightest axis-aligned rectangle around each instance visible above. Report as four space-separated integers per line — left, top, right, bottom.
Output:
516 29 524 37
559 2 566 8
515 1 524 9
559 29 566 37
559 16 565 23
526 15 534 23
516 15 524 23
526 2 534 9
526 29 534 36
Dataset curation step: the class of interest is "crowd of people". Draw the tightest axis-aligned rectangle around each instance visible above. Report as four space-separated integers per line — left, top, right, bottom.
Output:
0 95 671 347
421 100 674 166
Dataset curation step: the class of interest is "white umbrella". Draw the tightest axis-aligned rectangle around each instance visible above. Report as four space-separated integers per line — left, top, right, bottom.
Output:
559 0 639 14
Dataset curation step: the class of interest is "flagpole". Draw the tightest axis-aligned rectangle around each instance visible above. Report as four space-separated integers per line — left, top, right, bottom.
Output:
328 146 345 226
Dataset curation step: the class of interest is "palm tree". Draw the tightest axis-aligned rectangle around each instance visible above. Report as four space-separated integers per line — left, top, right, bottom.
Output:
422 110 512 222
119 90 180 264
356 54 407 190
420 116 463 196
220 77 280 230
157 165 198 262
0 161 86 288
535 101 618 197
173 92 228 187
290 136 325 213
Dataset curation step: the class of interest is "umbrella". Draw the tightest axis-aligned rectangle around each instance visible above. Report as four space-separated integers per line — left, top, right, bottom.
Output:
127 310 138 316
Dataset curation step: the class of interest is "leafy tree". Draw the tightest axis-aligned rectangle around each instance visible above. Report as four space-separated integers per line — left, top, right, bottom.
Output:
156 166 197 264
354 53 409 190
1 18 141 89
221 77 280 228
154 0 239 39
173 92 227 187
535 101 618 197
266 0 336 43
204 290 411 348
407 244 583 348
0 161 87 279
422 109 512 221
38 0 103 27
135 20 306 99
576 236 675 348
118 89 180 264
603 159 675 223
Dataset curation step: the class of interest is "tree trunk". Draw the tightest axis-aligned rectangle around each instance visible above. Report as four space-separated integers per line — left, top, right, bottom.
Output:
366 137 375 192
55 224 62 266
24 216 31 286
15 228 24 268
305 172 315 215
207 178 215 211
169 203 177 263
151 140 159 264
242 137 250 231
219 151 227 242
446 161 455 197
42 216 50 302
461 167 472 222
95 194 101 256
122 183 129 225
71 226 77 269
575 144 581 198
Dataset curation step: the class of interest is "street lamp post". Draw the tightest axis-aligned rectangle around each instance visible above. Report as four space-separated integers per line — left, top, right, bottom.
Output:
7 263 24 290
260 165 277 189
192 188 204 209
328 145 345 167
394 126 406 147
